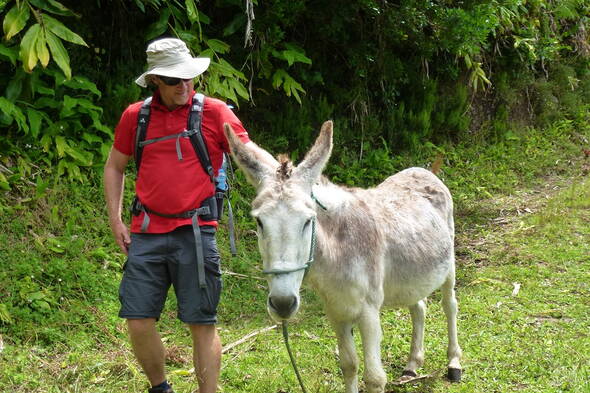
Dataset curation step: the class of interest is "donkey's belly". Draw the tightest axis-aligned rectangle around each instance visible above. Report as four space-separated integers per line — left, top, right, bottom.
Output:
382 263 450 307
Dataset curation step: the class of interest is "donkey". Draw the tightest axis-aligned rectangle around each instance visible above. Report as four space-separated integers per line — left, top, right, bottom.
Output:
224 121 462 393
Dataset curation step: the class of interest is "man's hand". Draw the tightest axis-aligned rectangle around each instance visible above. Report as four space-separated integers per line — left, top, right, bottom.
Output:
110 218 131 255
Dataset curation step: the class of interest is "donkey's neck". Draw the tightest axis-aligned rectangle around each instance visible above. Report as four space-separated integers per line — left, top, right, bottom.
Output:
311 178 357 211
309 179 383 287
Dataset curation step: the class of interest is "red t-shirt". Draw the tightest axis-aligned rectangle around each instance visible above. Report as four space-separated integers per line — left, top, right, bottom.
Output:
113 90 250 233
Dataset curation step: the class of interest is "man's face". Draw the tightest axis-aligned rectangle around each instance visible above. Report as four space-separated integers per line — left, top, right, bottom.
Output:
153 75 194 110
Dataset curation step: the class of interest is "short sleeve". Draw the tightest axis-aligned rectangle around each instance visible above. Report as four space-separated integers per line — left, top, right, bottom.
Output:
113 103 141 156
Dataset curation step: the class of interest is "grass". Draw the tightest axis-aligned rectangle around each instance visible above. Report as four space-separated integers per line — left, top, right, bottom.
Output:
0 114 589 392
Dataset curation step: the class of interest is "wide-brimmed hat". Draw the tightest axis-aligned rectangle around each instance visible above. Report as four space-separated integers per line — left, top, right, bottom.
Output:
135 38 211 87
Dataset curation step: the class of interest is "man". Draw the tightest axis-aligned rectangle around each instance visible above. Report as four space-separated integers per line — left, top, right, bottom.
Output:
104 38 274 393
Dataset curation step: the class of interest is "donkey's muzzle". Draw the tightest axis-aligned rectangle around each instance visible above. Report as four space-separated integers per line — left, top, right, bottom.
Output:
268 294 298 319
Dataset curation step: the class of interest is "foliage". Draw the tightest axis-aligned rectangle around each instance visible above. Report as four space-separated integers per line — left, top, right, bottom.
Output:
0 106 589 392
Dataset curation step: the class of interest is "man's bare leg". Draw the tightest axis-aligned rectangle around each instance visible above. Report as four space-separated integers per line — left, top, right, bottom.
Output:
128 318 167 386
189 324 221 393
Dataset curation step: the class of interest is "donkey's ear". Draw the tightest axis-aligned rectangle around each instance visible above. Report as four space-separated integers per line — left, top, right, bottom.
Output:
293 120 333 187
224 123 276 188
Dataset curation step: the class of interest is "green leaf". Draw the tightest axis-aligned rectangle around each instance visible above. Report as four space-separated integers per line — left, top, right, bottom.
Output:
28 291 47 301
185 0 199 23
5 69 25 101
64 143 92 166
206 39 230 54
27 108 44 138
3 4 30 41
133 0 145 13
0 172 10 191
20 24 41 72
28 0 77 17
0 97 29 132
227 78 249 101
42 14 87 46
36 29 50 67
35 96 61 108
271 69 305 104
63 76 101 97
45 30 71 78
82 132 104 145
60 95 78 117
146 8 171 41
55 135 67 157
0 43 18 65
281 47 312 67
0 303 12 324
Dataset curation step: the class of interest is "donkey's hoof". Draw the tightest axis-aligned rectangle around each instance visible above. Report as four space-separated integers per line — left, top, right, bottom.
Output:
401 370 417 378
447 367 462 382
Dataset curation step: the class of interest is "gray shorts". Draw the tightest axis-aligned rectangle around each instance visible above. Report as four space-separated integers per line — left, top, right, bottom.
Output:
118 225 222 324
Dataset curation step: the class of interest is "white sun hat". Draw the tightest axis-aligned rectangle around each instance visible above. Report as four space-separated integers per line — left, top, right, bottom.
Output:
135 38 211 87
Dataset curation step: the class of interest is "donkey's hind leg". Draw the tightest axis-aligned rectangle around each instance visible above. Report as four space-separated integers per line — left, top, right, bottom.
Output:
330 319 359 393
441 269 462 382
401 299 426 379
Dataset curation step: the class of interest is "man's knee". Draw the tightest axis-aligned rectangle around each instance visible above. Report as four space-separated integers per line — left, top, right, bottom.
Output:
128 318 157 334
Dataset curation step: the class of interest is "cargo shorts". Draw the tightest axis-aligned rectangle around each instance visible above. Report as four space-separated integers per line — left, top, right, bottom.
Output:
118 225 222 324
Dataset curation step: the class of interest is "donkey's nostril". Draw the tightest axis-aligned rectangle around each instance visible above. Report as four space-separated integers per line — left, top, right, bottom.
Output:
268 295 297 318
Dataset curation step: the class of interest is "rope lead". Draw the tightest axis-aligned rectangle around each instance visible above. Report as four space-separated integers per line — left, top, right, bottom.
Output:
282 321 308 393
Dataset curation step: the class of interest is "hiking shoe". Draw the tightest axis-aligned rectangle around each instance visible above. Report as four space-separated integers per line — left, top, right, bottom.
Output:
148 387 174 393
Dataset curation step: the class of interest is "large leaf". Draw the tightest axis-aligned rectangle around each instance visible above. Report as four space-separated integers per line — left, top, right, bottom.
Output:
60 94 78 118
64 143 92 166
28 0 77 17
5 69 25 101
20 24 40 72
0 97 29 133
63 76 101 97
145 8 171 41
42 14 87 46
227 77 249 101
35 29 50 67
3 4 30 41
45 30 71 78
55 135 67 157
133 0 145 13
207 39 230 54
27 108 44 138
0 173 10 191
0 43 18 65
272 69 305 104
185 0 199 23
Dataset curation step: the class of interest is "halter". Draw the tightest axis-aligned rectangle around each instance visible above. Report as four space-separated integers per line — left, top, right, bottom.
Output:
261 218 317 276
261 192 325 277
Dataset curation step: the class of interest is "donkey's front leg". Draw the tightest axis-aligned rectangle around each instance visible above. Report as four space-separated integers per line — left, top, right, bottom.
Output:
358 307 387 393
331 319 359 393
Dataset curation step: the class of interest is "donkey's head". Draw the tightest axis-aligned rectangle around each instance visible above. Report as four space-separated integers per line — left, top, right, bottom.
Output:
224 121 333 321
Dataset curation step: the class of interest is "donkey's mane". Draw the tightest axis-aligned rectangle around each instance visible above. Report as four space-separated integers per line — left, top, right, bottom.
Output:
276 154 293 181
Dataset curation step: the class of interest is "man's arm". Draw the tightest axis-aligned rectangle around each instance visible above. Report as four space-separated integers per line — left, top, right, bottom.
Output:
104 147 132 254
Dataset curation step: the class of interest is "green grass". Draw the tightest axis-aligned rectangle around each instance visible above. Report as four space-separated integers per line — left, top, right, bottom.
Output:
1 115 589 392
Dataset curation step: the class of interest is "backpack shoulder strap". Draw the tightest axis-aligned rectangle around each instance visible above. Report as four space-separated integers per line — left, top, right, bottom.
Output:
134 96 153 173
187 93 215 183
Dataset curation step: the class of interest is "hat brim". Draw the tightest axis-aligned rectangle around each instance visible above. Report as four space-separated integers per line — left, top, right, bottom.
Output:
135 57 211 87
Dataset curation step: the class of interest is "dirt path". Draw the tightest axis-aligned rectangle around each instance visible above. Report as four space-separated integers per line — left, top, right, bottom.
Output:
454 154 589 267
